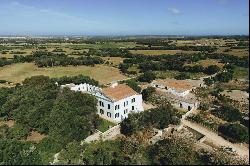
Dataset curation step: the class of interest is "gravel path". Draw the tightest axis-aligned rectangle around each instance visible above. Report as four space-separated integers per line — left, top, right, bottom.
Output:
182 119 249 158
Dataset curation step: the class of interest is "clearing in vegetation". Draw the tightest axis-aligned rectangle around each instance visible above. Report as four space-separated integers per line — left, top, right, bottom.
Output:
130 50 199 55
0 63 127 85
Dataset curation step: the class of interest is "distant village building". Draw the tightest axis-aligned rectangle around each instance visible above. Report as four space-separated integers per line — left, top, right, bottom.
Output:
61 82 144 122
151 79 199 111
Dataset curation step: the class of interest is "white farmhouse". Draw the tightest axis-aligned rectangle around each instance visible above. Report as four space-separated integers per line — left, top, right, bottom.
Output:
151 79 194 97
61 82 144 122
151 79 199 111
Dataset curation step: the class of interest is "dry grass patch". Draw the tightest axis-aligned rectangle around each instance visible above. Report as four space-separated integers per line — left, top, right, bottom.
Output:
102 57 124 66
130 50 199 56
0 120 15 128
26 131 46 143
217 47 249 57
0 63 127 85
185 59 225 68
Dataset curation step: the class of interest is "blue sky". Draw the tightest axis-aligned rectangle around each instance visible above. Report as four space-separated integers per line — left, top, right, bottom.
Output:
0 0 249 35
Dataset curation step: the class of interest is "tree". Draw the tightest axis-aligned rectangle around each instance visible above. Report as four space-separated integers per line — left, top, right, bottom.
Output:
204 77 214 86
215 71 233 83
1 76 58 133
205 65 220 75
0 140 42 165
125 80 142 93
148 135 199 165
138 72 156 83
199 148 248 165
81 141 121 165
211 105 242 122
120 105 180 136
49 88 101 144
175 73 191 80
53 74 99 86
57 141 84 165
218 123 249 143
0 88 14 117
120 113 141 136
141 87 156 101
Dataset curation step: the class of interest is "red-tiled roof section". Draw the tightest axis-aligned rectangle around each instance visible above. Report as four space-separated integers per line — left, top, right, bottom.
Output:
102 84 139 101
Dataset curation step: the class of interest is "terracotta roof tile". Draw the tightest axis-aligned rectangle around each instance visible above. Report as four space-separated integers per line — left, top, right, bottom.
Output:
102 84 139 101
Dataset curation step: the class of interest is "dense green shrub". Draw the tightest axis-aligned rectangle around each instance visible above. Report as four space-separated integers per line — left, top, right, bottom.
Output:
218 123 249 143
120 104 180 136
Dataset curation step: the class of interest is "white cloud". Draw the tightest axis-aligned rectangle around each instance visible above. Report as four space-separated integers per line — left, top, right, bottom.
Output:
168 8 180 15
39 9 81 21
10 1 82 22
8 1 102 27
10 1 35 9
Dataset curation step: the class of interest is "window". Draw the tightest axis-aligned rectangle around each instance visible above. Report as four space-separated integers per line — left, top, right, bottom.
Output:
115 113 119 118
108 104 110 109
126 101 128 105
124 102 125 107
180 103 183 108
132 98 135 103
100 109 104 115
132 106 134 110
124 109 128 114
99 101 104 107
107 112 111 117
115 105 120 110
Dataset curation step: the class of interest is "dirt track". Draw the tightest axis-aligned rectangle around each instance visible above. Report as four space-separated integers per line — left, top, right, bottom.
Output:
182 119 249 159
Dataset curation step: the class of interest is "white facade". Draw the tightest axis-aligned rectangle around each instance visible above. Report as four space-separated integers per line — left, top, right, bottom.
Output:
151 82 191 97
179 101 198 111
97 94 143 122
150 80 199 112
61 83 144 122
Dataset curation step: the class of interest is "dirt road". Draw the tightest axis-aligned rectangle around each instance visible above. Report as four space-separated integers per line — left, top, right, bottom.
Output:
182 119 249 158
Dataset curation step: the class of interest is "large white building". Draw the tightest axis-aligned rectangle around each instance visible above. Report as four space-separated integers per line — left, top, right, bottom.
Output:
61 82 144 122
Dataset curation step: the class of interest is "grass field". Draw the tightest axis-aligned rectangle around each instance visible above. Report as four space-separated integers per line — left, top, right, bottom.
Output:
185 59 225 68
44 42 138 49
155 70 207 79
97 119 116 132
217 47 249 57
130 50 199 55
233 67 249 80
0 63 127 85
102 57 124 66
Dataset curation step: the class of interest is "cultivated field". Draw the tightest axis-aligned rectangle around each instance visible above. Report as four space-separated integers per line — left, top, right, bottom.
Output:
185 59 225 68
217 47 249 57
102 57 124 66
130 50 199 55
0 63 127 85
233 67 249 80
